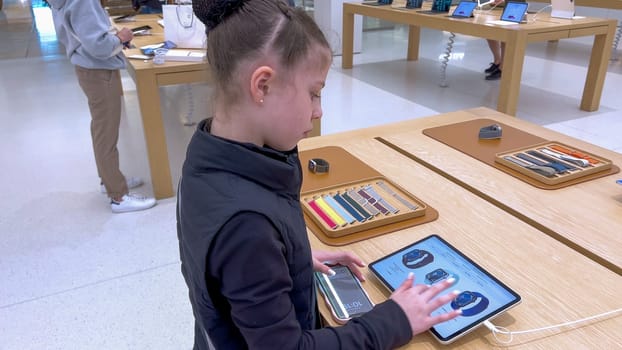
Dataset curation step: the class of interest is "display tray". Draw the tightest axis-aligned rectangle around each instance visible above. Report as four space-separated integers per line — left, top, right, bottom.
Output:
299 146 438 246
301 176 427 238
495 141 613 185
421 118 619 189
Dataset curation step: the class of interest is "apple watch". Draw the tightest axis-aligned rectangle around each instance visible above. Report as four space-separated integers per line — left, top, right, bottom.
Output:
424 268 458 285
478 124 502 140
308 158 330 174
401 249 434 269
451 291 489 317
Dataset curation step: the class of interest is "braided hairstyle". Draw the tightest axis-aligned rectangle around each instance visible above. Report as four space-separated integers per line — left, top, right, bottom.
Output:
193 0 331 104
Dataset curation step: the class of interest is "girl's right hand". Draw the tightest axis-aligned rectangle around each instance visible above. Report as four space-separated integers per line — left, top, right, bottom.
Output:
390 273 462 336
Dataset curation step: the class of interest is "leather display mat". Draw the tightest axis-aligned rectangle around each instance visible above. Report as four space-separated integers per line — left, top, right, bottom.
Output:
422 118 619 189
299 146 438 246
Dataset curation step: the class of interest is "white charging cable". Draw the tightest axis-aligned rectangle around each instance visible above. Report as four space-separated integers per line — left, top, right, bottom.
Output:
480 1 500 14
483 307 622 344
530 4 552 23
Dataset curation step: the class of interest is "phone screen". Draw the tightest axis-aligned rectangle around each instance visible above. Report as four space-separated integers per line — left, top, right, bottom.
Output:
315 265 374 321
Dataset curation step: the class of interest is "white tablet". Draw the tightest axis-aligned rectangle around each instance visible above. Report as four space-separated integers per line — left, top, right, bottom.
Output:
369 234 521 344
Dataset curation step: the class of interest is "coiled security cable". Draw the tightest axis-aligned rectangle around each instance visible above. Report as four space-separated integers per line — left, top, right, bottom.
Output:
180 84 196 126
440 32 456 88
612 23 621 61
530 5 552 23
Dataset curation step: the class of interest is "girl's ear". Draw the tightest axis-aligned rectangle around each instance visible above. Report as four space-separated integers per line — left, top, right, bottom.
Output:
250 66 274 105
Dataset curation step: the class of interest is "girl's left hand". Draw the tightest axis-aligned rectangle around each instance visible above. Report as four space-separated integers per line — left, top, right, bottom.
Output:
312 250 367 281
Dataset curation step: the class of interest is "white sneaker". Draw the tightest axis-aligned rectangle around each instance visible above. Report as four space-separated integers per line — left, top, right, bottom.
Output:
100 177 144 193
110 193 156 213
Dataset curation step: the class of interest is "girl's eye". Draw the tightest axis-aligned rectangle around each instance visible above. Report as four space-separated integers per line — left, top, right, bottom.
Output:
311 92 322 100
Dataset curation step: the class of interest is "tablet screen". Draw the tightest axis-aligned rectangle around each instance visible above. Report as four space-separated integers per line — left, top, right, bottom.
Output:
368 235 521 343
451 1 477 18
501 2 528 23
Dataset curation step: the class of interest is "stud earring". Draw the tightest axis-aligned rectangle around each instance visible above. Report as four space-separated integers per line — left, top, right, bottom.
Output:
259 99 264 103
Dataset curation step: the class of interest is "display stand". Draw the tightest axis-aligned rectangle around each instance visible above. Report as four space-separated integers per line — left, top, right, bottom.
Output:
422 119 619 189
299 146 438 246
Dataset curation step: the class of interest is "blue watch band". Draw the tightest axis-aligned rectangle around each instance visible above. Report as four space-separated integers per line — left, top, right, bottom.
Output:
402 249 434 269
451 291 489 317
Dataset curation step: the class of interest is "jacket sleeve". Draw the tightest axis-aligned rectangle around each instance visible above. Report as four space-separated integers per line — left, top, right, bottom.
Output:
69 0 122 59
208 212 412 350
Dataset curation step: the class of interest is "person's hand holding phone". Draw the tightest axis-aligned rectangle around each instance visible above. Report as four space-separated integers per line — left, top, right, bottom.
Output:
312 250 366 281
390 272 462 336
116 27 134 48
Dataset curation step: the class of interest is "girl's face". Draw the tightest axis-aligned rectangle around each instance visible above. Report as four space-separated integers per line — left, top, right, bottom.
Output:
262 46 332 151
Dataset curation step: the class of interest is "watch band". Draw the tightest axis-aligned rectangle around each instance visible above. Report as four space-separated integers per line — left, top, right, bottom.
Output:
347 189 380 217
340 192 372 221
451 291 489 317
307 199 338 230
323 194 357 224
515 152 567 173
356 188 390 215
402 249 434 269
333 193 367 222
503 156 557 177
549 144 599 165
362 185 399 214
538 148 589 167
376 181 419 210
526 150 576 171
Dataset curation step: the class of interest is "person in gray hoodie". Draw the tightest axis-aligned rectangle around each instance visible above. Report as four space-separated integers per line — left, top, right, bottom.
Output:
49 0 156 213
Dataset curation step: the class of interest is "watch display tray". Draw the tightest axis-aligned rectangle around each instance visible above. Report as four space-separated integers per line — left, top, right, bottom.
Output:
421 118 619 189
299 146 438 246
495 141 613 186
301 176 427 238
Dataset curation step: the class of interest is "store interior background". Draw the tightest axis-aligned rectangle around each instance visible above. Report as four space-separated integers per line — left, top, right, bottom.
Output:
1 0 621 348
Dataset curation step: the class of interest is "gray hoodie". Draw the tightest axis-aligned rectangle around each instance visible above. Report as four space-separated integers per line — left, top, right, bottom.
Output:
48 0 126 70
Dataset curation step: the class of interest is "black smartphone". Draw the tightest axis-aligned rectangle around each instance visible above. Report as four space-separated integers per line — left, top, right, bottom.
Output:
131 25 152 35
314 265 374 324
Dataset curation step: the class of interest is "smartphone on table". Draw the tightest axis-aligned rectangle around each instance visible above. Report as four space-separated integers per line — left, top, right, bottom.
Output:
314 265 374 324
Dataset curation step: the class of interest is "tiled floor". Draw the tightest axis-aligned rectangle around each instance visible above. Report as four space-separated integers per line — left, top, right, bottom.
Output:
0 1 621 349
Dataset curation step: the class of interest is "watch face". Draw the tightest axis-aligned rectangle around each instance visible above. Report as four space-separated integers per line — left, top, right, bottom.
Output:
404 249 423 260
426 268 449 284
454 291 477 308
403 249 425 262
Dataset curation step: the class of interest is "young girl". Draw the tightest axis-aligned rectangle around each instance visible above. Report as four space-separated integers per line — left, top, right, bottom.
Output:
177 1 461 348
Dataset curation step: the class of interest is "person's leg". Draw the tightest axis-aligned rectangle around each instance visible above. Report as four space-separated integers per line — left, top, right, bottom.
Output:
499 42 505 71
487 39 502 65
74 66 128 200
484 40 502 74
485 40 503 80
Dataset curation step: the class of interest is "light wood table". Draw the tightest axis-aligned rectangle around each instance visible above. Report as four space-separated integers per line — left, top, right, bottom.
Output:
530 0 622 10
341 2 617 116
116 16 210 199
372 107 622 274
299 130 622 349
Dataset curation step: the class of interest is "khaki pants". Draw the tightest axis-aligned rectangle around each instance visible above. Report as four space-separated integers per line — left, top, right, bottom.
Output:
75 65 128 199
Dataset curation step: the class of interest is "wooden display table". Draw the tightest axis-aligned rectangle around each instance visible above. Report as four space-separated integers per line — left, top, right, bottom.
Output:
373 107 622 274
298 124 622 349
341 2 617 116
